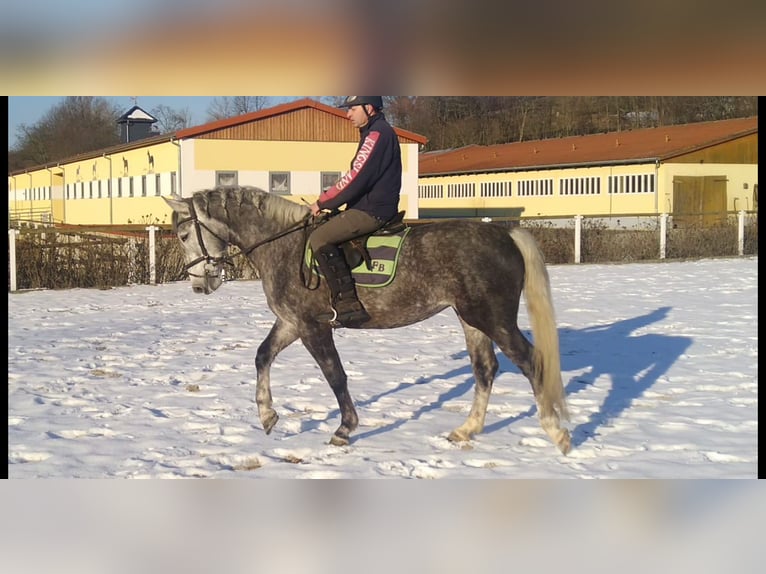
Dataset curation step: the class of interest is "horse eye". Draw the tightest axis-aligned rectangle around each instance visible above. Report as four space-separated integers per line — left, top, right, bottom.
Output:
179 233 190 242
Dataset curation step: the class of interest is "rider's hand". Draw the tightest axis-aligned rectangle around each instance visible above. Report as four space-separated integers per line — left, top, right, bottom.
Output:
310 202 322 217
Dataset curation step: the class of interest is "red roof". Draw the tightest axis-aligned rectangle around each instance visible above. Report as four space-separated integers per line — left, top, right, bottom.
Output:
175 97 428 144
419 117 758 175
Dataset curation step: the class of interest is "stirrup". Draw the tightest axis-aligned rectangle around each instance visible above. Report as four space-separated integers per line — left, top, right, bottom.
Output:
315 307 342 328
316 305 369 328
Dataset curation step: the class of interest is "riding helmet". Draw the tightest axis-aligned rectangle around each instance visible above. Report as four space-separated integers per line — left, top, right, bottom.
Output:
339 96 383 110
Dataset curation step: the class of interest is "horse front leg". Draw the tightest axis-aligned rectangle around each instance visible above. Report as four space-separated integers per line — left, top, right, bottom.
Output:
448 321 498 442
300 327 358 446
255 318 299 434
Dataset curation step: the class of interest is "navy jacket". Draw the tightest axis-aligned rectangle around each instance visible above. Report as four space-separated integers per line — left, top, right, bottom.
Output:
317 112 402 221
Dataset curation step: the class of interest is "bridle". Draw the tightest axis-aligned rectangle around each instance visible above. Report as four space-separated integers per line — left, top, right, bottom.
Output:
174 201 234 278
175 200 320 279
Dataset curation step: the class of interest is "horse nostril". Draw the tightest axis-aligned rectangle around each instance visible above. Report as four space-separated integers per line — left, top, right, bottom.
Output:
192 286 205 294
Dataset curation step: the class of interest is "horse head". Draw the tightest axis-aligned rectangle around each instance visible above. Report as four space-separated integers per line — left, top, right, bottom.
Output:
164 194 231 294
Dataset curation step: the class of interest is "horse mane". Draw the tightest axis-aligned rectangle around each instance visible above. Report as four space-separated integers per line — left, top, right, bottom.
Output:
193 186 310 227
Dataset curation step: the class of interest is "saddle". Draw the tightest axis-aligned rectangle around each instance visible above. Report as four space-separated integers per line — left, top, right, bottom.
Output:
341 211 407 269
305 211 410 288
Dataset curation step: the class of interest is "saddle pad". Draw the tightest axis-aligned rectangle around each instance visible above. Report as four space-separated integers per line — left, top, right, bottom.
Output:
306 227 411 288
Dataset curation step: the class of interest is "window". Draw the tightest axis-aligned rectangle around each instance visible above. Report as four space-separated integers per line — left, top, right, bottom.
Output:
517 178 554 197
418 184 444 199
170 172 177 196
321 172 341 193
117 178 123 198
98 181 102 199
155 174 162 196
560 176 600 195
129 178 134 197
141 175 147 197
89 181 93 199
480 181 512 198
446 182 475 198
216 171 238 187
270 172 291 194
608 174 655 194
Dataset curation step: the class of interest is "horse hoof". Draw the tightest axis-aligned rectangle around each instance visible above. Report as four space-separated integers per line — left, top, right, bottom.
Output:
556 430 572 455
447 430 470 443
329 435 349 447
262 411 279 435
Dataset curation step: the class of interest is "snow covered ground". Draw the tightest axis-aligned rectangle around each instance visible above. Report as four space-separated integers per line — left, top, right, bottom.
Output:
8 256 757 478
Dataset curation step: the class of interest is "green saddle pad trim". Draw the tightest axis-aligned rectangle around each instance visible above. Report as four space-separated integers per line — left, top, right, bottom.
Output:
305 227 411 288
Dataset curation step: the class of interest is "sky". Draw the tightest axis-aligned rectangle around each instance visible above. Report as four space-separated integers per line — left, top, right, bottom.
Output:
8 96 284 149
8 256 757 479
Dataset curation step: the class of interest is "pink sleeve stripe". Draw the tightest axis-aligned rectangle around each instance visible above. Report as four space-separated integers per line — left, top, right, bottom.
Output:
320 131 380 203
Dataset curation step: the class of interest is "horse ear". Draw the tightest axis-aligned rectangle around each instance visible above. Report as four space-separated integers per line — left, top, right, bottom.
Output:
164 195 188 214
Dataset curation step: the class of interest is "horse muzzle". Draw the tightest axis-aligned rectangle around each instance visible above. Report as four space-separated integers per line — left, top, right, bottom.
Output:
189 262 224 294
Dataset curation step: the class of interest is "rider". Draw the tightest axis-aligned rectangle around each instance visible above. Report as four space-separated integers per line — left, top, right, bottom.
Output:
309 96 403 328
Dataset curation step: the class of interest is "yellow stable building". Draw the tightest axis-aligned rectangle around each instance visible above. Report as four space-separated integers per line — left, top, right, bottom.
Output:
8 98 428 227
8 104 757 229
418 116 758 227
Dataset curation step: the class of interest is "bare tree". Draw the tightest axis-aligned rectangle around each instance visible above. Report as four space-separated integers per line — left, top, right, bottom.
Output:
384 96 417 126
9 96 121 171
151 104 193 133
206 96 272 120
391 96 756 151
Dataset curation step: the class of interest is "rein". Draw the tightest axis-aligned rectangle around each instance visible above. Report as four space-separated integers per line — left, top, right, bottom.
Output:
176 201 321 278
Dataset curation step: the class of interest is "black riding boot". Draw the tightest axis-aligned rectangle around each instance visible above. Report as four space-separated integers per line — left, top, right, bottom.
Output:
314 245 371 327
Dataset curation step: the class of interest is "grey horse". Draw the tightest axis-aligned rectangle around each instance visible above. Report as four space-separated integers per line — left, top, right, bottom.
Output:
165 186 571 454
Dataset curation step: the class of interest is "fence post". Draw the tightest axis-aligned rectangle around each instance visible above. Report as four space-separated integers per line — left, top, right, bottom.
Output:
127 237 137 284
574 215 583 263
738 210 745 256
146 225 157 285
8 229 19 292
659 213 668 259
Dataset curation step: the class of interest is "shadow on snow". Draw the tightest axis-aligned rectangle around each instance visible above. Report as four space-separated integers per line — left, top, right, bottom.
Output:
319 306 691 449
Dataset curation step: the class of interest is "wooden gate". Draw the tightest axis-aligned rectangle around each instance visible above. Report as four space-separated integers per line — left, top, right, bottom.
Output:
672 176 727 227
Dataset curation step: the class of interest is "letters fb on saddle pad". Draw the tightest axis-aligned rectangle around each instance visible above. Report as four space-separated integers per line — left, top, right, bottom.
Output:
305 227 411 288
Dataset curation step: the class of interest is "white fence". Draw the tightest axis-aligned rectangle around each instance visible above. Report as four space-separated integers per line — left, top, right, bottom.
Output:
7 213 756 292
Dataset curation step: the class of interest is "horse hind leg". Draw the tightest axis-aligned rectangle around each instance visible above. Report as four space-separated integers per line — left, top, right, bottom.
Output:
496 326 571 455
448 321 498 443
533 352 571 455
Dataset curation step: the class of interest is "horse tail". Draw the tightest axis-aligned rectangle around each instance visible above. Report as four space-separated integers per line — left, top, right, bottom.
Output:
509 227 569 423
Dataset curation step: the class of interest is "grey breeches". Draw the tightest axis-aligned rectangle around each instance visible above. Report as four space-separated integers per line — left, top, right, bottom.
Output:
309 209 382 252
